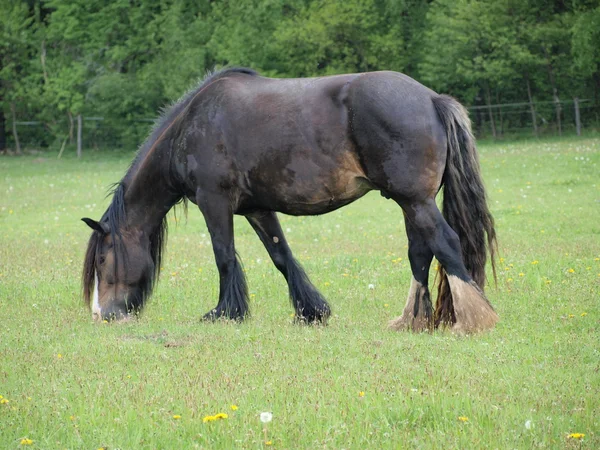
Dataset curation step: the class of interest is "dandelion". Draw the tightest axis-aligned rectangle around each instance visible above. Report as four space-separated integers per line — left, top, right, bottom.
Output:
567 268 575 273
581 312 587 317
531 260 539 265
57 354 63 359
173 415 181 420
545 279 552 284
265 441 273 446
20 439 33 446
203 413 228 423
507 278 513 282
260 412 273 423
568 314 575 318
519 272 524 277
358 391 365 397
458 416 469 422
0 398 9 404
568 433 585 439
231 404 238 411
384 303 389 308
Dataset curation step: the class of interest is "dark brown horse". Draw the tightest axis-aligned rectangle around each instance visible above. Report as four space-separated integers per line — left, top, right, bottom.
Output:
82 67 498 333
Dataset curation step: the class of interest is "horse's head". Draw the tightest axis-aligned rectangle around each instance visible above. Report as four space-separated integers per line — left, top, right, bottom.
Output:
82 218 154 322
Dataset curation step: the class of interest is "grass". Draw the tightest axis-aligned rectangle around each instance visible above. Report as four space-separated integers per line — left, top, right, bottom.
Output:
1 136 599 449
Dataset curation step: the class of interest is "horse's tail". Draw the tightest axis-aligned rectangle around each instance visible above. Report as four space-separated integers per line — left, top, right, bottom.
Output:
431 94 497 325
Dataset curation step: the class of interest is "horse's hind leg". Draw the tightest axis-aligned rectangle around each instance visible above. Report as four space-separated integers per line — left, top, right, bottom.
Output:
246 211 331 323
389 212 434 332
196 190 249 321
404 199 498 333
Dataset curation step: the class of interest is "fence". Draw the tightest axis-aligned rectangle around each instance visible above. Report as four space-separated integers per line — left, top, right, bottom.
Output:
5 97 600 155
468 98 597 139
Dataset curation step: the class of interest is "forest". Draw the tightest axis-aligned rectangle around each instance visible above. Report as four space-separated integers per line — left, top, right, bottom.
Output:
1 0 599 152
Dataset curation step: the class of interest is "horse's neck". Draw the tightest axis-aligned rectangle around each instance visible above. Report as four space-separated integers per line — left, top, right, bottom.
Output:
123 142 181 234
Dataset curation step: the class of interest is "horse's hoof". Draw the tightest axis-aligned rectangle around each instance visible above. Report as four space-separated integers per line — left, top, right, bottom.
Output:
293 308 330 325
202 308 245 322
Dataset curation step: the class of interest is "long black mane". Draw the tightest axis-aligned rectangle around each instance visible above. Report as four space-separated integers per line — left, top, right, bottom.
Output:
82 67 259 308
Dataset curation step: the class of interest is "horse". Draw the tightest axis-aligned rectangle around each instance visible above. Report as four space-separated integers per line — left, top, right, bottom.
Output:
82 67 498 333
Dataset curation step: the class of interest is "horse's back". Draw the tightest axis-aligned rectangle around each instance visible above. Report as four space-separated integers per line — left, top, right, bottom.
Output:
178 70 447 214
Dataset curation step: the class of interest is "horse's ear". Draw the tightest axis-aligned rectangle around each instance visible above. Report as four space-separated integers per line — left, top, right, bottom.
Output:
82 218 109 234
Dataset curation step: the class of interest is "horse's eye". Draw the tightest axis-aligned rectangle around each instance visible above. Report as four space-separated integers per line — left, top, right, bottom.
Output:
98 256 106 265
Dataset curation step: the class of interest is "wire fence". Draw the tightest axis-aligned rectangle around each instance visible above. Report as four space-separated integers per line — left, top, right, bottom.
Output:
6 97 600 154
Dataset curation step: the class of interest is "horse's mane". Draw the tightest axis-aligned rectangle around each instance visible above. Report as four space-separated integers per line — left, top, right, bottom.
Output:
82 67 258 308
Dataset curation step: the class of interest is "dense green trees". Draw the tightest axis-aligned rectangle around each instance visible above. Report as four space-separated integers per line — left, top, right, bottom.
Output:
1 0 598 151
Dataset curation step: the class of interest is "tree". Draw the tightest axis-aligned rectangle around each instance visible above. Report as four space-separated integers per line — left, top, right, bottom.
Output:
0 0 35 153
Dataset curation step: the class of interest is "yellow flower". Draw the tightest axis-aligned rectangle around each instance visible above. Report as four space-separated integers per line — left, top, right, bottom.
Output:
531 260 539 265
57 354 63 359
568 433 585 439
519 272 524 277
581 312 587 317
358 391 365 397
231 405 238 411
545 279 552 284
20 438 33 446
0 398 9 404
69 415 75 421
173 415 181 419
568 314 575 318
265 441 273 446
203 413 228 422
507 278 513 282
567 268 575 273
458 416 469 422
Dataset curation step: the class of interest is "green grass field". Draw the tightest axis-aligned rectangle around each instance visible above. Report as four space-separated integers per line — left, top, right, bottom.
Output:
1 136 599 449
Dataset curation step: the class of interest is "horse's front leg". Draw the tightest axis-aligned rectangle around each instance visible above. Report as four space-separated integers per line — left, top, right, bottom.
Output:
196 189 249 321
246 211 331 323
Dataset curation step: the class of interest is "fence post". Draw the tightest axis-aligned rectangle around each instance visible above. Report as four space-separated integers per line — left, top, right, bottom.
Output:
77 114 82 158
574 97 581 136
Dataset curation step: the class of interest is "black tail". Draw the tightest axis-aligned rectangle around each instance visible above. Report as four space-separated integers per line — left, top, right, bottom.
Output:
431 95 497 325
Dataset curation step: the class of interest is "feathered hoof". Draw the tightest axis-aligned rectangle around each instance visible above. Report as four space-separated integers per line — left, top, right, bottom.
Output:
447 276 499 334
293 305 331 325
202 306 246 323
388 314 432 332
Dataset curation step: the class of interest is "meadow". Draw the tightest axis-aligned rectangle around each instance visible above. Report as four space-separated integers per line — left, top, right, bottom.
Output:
0 136 598 449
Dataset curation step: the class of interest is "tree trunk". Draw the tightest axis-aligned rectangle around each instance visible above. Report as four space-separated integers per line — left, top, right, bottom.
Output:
41 40 49 85
496 89 504 137
0 109 6 153
485 84 497 138
554 90 562 136
526 76 538 138
77 114 82 158
574 97 581 136
543 47 561 136
10 102 21 154
68 111 74 144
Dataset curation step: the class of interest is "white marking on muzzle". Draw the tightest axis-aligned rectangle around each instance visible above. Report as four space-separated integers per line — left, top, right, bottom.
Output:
92 271 102 321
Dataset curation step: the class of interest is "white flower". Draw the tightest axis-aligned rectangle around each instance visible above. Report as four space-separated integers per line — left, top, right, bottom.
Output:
260 412 273 423
368 284 375 290
525 420 532 430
